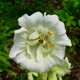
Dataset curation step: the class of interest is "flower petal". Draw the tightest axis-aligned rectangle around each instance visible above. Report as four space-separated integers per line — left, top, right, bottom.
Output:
14 27 27 46
26 45 33 57
52 45 66 59
14 51 26 63
36 46 52 58
36 46 44 62
45 54 64 68
65 57 71 68
9 28 27 58
19 56 45 73
13 46 64 73
27 39 39 45
18 12 43 28
14 27 27 34
55 57 71 76
43 14 59 27
18 14 30 27
30 12 43 26
53 21 66 35
28 31 39 40
55 34 72 46
36 25 49 34
9 44 25 58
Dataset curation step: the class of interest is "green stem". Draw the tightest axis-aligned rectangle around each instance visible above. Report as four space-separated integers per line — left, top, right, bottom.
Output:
58 75 62 80
28 72 33 80
37 73 47 80
48 72 57 80
28 72 38 80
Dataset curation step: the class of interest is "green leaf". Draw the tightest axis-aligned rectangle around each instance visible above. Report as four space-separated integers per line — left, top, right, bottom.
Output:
38 73 47 80
0 55 11 69
73 0 79 8
66 21 72 26
6 70 16 76
0 69 2 72
54 10 67 21
78 20 80 26
33 74 37 80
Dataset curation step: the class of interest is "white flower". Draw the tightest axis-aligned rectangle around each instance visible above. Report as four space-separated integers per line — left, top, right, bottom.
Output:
9 12 72 73
48 57 71 80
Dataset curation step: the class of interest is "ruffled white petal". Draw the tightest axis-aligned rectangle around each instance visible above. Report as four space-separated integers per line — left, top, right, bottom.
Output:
46 54 64 68
9 28 27 58
43 14 59 27
15 49 64 73
53 21 66 35
18 14 30 27
9 44 25 58
9 39 67 73
36 46 52 58
26 45 33 57
30 12 43 26
52 45 66 59
18 12 43 28
65 57 71 68
14 27 27 34
36 46 44 62
55 57 71 76
48 57 71 80
55 34 72 46
14 27 27 45
14 51 26 63
19 56 45 73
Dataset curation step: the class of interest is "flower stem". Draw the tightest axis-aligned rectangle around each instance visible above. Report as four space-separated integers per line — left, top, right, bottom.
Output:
58 75 62 80
48 72 57 80
37 73 47 80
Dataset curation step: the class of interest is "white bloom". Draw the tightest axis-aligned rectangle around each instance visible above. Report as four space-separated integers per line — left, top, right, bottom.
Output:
9 12 72 73
48 57 71 80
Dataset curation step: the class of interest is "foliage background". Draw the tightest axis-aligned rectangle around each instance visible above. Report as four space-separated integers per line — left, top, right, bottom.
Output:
0 0 80 80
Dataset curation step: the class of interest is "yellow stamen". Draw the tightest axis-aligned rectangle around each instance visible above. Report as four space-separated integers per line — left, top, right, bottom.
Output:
28 38 39 41
39 34 43 40
48 31 52 36
41 40 47 46
49 44 54 47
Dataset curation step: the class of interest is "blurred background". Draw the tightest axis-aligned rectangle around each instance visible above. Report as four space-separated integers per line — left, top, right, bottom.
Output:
0 0 80 80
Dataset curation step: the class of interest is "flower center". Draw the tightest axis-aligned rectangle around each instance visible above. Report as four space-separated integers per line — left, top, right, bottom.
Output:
27 30 54 48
